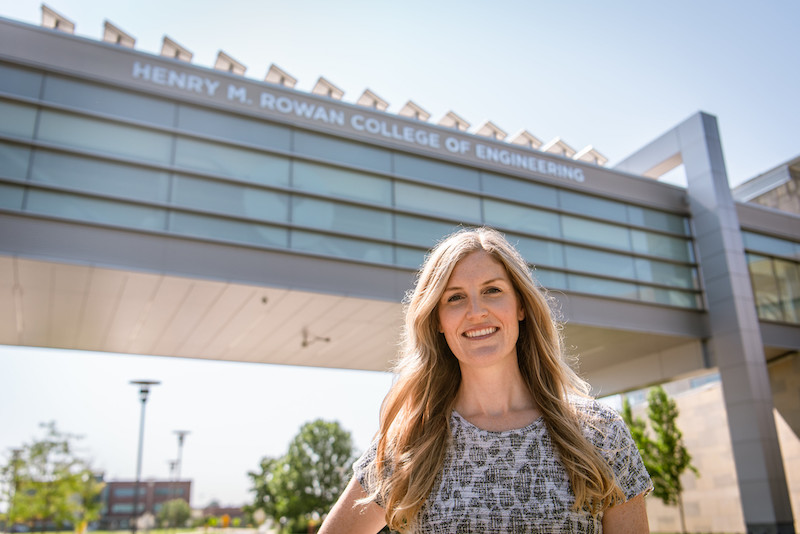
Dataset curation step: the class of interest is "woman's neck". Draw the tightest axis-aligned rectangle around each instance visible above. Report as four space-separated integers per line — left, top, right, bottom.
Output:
454 363 540 431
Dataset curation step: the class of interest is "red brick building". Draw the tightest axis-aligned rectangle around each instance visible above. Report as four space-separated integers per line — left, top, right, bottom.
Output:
101 480 191 529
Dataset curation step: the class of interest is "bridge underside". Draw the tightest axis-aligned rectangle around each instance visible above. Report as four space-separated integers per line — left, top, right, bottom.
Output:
1 254 404 372
0 254 706 386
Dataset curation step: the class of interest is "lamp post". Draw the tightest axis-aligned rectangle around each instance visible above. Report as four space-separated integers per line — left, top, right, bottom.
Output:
130 380 160 534
172 431 189 502
168 460 178 501
173 431 189 484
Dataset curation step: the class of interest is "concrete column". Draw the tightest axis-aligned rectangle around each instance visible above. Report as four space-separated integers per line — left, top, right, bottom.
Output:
615 112 795 534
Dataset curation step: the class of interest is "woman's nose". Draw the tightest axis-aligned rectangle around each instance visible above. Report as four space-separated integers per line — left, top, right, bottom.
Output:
466 297 488 319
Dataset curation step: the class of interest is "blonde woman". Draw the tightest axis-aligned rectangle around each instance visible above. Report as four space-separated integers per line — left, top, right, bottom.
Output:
320 227 651 533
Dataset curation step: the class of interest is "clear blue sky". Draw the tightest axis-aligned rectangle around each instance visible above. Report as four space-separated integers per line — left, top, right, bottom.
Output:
1 0 798 508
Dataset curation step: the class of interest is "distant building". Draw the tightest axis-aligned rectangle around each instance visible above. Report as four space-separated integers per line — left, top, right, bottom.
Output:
101 479 191 530
202 503 245 523
734 154 800 215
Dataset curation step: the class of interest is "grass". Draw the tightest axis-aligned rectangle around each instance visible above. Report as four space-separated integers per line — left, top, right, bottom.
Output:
20 529 253 534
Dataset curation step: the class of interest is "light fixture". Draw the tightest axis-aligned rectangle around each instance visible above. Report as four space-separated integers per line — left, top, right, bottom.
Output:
301 327 331 348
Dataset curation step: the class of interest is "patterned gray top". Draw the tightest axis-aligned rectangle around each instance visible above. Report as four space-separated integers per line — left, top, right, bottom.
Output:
354 397 652 533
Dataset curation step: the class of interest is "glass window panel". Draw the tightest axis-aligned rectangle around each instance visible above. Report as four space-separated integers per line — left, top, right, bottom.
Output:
774 259 800 323
565 246 635 279
484 199 561 237
112 488 136 499
291 230 393 264
291 197 392 240
507 233 564 268
26 190 166 230
293 131 391 173
177 105 291 151
111 504 134 514
31 151 170 203
170 212 288 248
480 172 557 208
43 76 176 127
174 138 289 187
747 254 783 321
0 64 42 97
0 183 25 210
533 269 567 291
172 175 289 222
395 215 463 248
568 274 638 300
743 231 798 260
0 142 31 179
110 503 144 514
0 101 37 138
395 182 480 221
293 161 391 205
559 190 627 223
627 205 689 235
395 246 427 270
37 110 172 164
639 287 699 308
394 154 480 190
634 258 696 289
562 216 630 250
631 229 692 261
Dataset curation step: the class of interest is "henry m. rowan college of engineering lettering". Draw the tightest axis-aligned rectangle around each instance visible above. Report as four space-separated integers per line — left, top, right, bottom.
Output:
131 60 586 184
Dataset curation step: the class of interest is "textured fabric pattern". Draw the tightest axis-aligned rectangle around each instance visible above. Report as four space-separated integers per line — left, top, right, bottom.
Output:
354 397 652 533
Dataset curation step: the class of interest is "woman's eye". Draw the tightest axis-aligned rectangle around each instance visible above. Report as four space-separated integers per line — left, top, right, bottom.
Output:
485 287 501 294
446 294 464 303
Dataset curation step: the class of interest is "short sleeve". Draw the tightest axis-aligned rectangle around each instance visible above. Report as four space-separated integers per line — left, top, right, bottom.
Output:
353 440 383 506
581 400 653 500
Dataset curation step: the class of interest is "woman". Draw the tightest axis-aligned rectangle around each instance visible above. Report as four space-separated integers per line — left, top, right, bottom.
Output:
320 227 651 533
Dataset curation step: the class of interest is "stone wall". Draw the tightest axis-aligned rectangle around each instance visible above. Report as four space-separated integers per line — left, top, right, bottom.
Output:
634 363 800 532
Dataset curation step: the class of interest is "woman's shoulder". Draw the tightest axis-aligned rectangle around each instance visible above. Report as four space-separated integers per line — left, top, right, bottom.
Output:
568 396 654 498
568 395 628 441
568 394 618 418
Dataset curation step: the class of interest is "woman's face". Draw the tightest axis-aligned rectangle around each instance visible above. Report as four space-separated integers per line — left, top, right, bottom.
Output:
437 250 524 372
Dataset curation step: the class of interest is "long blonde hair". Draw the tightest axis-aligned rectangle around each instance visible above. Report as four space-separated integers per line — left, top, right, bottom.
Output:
361 227 624 531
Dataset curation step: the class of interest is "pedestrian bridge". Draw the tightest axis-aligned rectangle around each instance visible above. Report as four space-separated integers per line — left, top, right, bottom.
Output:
0 210 706 395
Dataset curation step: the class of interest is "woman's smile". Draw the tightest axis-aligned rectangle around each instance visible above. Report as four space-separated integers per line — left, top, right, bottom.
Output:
463 326 498 339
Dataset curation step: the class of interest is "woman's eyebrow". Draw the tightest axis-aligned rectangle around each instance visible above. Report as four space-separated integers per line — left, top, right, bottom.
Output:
444 277 505 291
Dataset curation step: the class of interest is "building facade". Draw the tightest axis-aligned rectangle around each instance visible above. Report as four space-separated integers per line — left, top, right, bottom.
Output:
101 479 191 530
734 155 800 216
0 8 798 533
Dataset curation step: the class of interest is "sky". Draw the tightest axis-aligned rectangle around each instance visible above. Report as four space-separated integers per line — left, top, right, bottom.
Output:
1 0 798 509
0 345 395 508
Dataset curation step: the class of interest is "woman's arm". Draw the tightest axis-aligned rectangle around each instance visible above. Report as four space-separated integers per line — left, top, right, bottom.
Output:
602 492 649 534
318 476 387 534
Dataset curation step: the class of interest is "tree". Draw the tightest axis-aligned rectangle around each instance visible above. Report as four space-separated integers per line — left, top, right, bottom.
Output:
158 498 192 528
246 419 356 533
244 457 279 523
0 422 104 533
622 386 698 533
621 396 648 454
72 469 104 534
0 449 24 532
